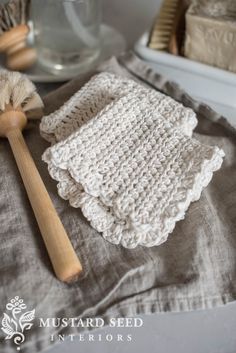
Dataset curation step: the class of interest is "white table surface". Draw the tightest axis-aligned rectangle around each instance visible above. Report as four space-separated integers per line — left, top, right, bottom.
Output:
44 1 236 352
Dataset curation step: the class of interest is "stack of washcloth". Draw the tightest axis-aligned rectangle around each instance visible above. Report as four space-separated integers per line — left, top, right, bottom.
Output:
40 72 224 248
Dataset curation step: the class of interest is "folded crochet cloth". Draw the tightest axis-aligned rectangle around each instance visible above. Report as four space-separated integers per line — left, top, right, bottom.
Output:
41 73 224 248
40 72 198 143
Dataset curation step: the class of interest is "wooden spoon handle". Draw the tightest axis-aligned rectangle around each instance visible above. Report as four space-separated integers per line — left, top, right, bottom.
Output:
7 128 82 282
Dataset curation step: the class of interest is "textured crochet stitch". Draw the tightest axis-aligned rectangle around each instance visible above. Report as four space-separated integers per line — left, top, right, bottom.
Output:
40 72 197 143
41 73 224 248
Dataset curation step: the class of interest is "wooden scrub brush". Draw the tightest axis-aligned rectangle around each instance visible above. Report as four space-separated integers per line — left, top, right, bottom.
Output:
148 0 189 55
0 70 82 282
0 0 36 71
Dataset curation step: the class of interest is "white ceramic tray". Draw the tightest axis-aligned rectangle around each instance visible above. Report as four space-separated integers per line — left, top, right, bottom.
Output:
135 32 236 124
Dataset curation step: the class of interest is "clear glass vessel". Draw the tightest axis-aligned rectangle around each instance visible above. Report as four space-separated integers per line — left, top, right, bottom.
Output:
31 0 101 76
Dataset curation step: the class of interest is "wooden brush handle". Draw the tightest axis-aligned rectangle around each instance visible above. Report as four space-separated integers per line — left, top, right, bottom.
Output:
7 128 82 283
168 0 189 56
0 25 36 71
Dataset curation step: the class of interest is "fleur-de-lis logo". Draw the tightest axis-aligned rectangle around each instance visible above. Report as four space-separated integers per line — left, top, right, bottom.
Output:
1 296 35 351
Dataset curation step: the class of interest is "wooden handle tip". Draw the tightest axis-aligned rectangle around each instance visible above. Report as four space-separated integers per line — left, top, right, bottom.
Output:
56 264 83 283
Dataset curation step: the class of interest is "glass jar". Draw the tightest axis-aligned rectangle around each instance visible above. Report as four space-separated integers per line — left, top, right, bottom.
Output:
31 0 101 76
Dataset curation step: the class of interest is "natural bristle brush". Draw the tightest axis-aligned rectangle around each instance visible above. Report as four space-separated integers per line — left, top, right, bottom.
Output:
0 0 36 71
0 70 82 282
148 0 189 55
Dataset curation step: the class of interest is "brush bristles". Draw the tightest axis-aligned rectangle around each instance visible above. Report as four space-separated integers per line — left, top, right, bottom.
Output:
148 0 179 50
0 0 31 33
0 69 43 114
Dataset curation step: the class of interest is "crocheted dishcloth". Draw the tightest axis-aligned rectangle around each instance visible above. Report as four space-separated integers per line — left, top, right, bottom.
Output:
41 87 224 248
40 72 197 144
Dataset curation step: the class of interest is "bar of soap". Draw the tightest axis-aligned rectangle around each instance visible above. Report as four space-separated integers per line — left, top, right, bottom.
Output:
184 0 236 72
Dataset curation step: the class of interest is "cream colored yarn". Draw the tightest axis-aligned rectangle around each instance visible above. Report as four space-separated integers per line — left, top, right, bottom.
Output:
41 73 224 248
40 72 197 144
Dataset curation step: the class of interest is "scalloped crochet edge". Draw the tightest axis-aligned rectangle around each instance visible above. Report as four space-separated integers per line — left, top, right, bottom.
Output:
42 145 224 248
40 72 198 144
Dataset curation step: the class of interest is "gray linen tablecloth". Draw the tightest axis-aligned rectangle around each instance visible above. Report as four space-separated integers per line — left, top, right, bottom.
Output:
0 52 235 353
